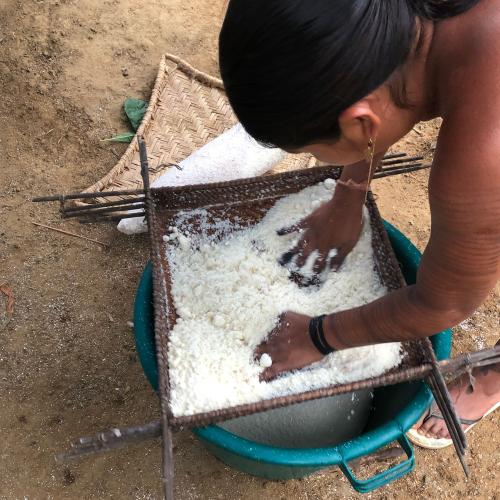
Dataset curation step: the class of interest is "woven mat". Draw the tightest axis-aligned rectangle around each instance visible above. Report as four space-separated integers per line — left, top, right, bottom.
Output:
83 54 316 200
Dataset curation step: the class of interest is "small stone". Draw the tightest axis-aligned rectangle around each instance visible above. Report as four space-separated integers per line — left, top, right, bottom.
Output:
121 67 129 77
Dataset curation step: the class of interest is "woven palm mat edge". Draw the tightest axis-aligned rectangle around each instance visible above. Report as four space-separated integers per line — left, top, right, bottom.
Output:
80 53 316 204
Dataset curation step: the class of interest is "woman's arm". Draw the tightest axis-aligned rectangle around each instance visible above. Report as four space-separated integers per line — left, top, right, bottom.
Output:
326 116 500 348
326 40 500 348
256 117 499 380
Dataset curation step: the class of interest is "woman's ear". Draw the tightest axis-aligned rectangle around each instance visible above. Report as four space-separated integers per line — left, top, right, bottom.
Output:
338 99 381 152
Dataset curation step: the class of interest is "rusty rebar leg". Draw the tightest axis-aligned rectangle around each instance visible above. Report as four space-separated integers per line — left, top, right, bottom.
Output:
162 425 175 500
139 136 176 500
56 421 162 462
422 338 469 476
426 375 469 476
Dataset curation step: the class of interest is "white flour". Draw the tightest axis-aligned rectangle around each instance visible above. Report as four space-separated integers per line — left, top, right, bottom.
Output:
166 180 402 417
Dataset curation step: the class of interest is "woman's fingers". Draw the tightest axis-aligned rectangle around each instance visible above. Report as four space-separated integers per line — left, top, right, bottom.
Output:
260 363 285 382
276 218 306 236
278 237 307 267
255 345 284 381
278 248 297 266
277 225 299 236
329 248 347 272
254 314 284 360
312 253 326 274
294 246 310 268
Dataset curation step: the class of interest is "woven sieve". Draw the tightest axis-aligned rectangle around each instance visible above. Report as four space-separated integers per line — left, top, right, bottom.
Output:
145 166 429 430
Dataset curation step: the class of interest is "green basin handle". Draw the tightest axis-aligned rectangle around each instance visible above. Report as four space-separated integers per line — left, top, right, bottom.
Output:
339 434 415 494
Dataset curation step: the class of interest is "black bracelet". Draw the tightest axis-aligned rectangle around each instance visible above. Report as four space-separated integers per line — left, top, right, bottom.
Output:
317 315 335 354
308 315 335 355
308 316 326 354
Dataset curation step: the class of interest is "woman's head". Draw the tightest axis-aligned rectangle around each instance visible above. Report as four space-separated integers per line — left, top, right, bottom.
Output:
219 0 479 163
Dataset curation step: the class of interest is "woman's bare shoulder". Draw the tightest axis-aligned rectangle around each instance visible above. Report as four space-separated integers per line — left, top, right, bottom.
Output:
435 1 500 111
434 3 500 167
430 6 500 213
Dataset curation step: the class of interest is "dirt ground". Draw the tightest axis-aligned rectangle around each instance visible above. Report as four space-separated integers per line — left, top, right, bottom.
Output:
0 1 498 498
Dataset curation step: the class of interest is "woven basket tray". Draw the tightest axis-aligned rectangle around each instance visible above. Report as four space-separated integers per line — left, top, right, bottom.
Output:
81 54 316 203
146 166 428 430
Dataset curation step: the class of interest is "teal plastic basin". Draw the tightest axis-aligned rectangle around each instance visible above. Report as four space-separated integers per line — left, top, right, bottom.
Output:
133 222 452 493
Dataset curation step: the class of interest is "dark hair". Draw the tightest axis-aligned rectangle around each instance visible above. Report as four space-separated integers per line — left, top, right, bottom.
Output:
219 0 479 149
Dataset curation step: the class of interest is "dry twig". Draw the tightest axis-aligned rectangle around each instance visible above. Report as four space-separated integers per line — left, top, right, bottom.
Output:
32 222 109 248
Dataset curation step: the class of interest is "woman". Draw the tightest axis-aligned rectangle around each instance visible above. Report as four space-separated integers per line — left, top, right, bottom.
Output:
219 0 499 448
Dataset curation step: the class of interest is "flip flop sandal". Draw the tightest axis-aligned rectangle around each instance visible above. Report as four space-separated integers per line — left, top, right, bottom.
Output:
407 401 500 449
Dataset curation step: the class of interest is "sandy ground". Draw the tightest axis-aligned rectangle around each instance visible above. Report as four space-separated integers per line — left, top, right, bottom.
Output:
0 0 498 498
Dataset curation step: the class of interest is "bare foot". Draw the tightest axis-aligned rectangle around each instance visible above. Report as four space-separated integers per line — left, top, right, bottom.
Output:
413 365 500 439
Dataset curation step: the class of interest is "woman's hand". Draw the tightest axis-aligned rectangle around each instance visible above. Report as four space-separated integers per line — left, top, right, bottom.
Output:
278 182 365 276
254 311 324 381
